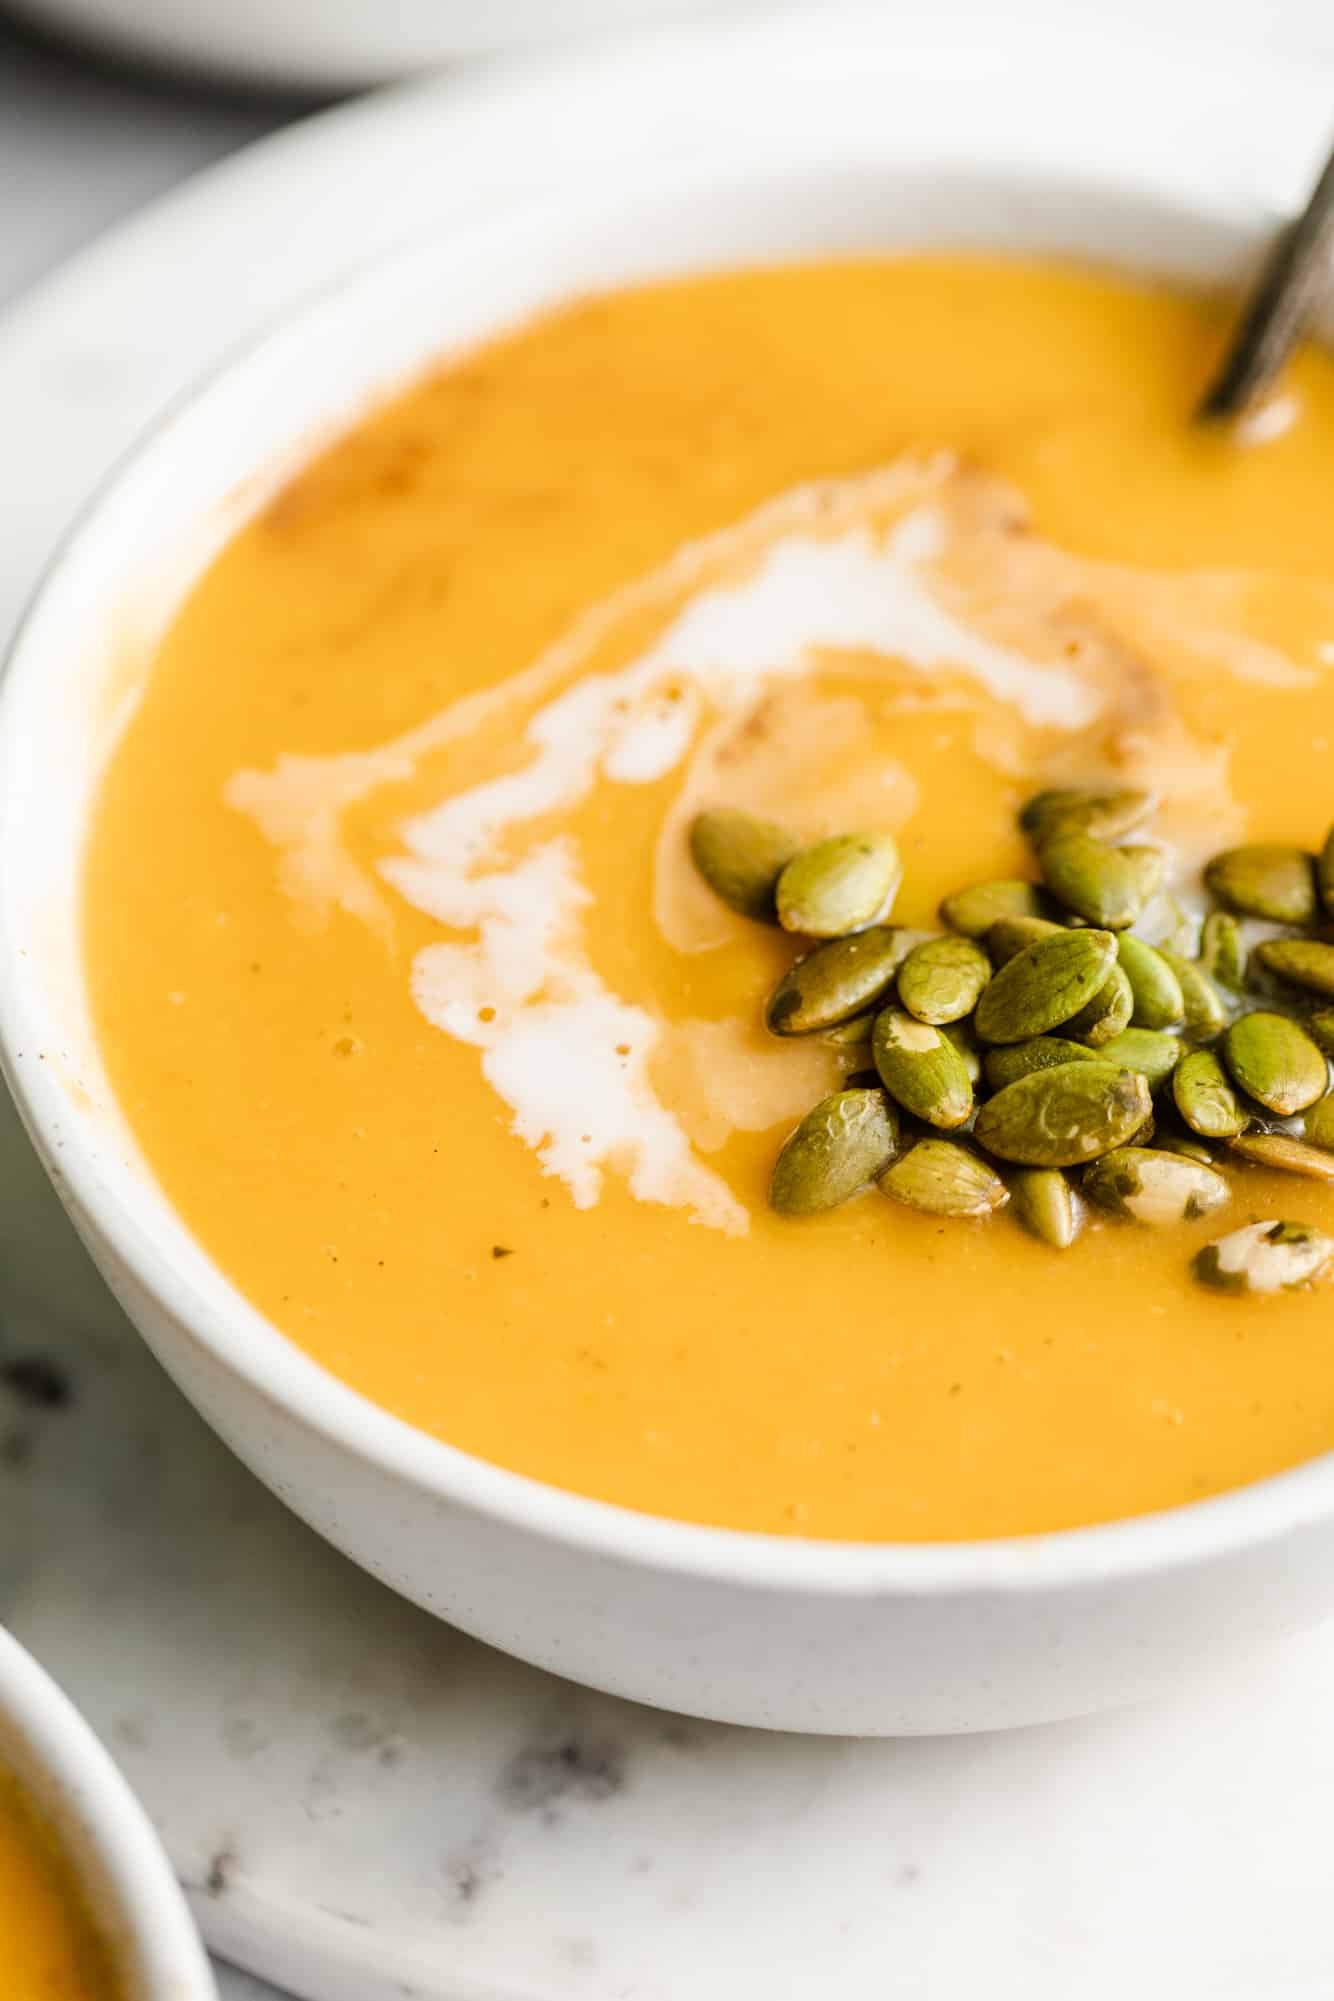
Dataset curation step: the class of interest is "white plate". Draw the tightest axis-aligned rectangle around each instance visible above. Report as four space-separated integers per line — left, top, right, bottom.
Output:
2 8 1334 1998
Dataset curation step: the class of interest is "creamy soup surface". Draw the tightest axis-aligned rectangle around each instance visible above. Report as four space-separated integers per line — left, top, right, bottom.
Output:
0 1770 117 1998
85 256 1334 1540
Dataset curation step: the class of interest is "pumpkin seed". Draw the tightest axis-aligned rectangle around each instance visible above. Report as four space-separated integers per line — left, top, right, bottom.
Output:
1301 1093 1334 1152
940 879 1047 939
972 1061 1153 1168
1010 1167 1081 1248
942 1018 983 1085
770 1088 901 1214
983 1036 1099 1091
1116 934 1185 1029
688 807 800 921
1083 1146 1229 1225
985 914 1063 966
1318 825 1334 922
1158 949 1228 1041
1038 832 1153 930
776 832 902 937
1097 1027 1184 1089
973 927 1118 1044
1307 1009 1334 1059
1019 786 1153 844
897 935 991 1025
1194 1219 1334 1294
1252 938 1334 1000
1199 910 1245 992
1225 1132 1334 1185
1065 962 1135 1047
766 927 912 1036
878 1139 1008 1218
1173 1049 1251 1138
1204 844 1317 925
1222 1010 1329 1116
871 1008 974 1129
1119 845 1166 909
1156 1131 1216 1167
823 1011 875 1047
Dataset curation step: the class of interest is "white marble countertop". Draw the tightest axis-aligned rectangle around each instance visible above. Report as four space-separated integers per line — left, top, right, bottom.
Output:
1 28 303 1995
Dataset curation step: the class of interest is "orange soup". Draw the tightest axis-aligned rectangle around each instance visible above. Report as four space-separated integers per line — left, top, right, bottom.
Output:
85 256 1334 1540
0 1769 117 1998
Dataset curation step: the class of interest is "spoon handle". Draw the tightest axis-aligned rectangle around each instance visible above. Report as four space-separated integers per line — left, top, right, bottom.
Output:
1197 139 1334 422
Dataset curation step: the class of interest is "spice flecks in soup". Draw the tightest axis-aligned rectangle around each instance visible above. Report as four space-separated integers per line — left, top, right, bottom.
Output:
85 257 1334 1539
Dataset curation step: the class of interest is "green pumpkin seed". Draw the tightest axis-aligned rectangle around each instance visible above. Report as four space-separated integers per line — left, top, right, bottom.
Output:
1116 934 1185 1030
766 927 913 1036
897 936 991 1025
972 1061 1153 1168
1225 1132 1334 1185
942 1018 983 1085
1082 1146 1229 1225
688 808 800 921
983 1036 1099 1091
1157 949 1227 1041
1301 1093 1334 1152
1204 844 1317 924
871 1008 975 1129
1156 1131 1216 1167
1222 1010 1329 1116
940 879 1046 939
985 914 1063 966
776 832 902 938
1038 832 1154 930
1065 962 1135 1047
1010 1167 1081 1248
1194 1219 1334 1294
1307 1010 1334 1059
1019 786 1153 844
1097 1028 1184 1089
878 1139 1008 1218
1199 910 1245 993
1119 845 1166 908
770 1088 901 1215
1172 1048 1251 1139
973 928 1118 1044
1318 825 1334 922
1252 938 1334 1000
823 1011 876 1047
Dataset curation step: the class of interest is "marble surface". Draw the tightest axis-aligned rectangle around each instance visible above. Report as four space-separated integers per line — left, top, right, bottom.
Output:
0 27 296 1999
3 10 1334 2000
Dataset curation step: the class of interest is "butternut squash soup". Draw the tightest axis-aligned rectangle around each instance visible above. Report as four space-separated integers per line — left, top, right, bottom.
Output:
0 1770 117 1998
84 256 1334 1541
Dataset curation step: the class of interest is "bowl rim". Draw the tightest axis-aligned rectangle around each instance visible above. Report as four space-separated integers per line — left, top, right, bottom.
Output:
0 1626 215 1999
5 146 1334 1605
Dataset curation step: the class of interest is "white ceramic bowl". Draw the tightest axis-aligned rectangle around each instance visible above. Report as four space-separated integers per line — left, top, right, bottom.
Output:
0 1626 214 1998
3 0 759 90
4 144 1334 1737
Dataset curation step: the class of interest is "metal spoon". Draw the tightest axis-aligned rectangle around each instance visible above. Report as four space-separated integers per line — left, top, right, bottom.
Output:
1196 139 1334 422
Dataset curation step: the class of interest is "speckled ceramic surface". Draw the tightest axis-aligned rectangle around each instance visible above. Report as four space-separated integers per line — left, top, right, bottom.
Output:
3 11 1334 1997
